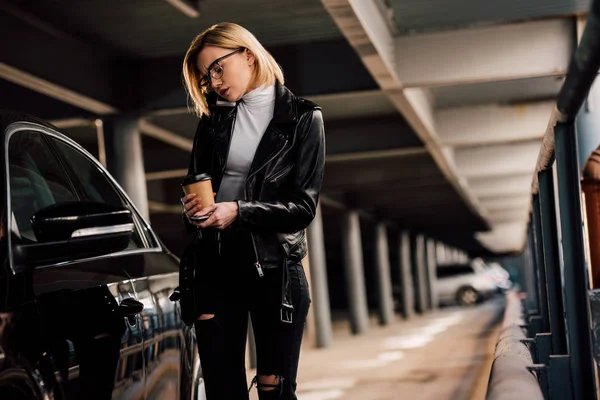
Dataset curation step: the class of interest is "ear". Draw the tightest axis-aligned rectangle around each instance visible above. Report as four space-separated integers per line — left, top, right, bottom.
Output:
245 49 255 66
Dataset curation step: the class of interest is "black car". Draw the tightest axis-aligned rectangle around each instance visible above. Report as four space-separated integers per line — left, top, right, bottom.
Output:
0 111 206 399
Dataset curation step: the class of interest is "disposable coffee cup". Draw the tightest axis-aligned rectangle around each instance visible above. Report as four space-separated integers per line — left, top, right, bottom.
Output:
181 173 214 219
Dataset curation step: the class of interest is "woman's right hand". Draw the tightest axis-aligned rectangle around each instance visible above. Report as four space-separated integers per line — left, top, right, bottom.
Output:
181 192 217 224
182 193 203 221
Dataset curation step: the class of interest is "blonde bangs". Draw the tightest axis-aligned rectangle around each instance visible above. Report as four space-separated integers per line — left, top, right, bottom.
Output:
182 23 284 118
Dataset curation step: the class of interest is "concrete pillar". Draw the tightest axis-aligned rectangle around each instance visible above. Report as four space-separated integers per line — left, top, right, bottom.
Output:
445 246 453 263
307 204 333 347
436 242 446 265
102 116 149 220
426 239 439 310
452 248 460 263
443 246 451 262
375 223 395 325
400 231 415 319
414 234 429 313
342 211 370 334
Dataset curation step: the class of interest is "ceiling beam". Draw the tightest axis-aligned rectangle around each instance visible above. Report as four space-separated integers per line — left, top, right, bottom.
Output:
468 174 533 198
163 0 200 17
479 195 530 212
487 209 530 223
436 101 554 147
395 19 574 88
475 222 528 253
48 118 95 129
454 140 541 179
138 120 193 151
327 147 427 163
0 63 116 115
321 0 489 229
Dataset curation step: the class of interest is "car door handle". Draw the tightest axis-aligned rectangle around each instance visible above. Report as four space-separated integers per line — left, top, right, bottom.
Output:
119 298 144 317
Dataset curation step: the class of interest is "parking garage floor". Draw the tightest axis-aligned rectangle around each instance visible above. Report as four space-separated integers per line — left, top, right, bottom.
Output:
247 298 504 400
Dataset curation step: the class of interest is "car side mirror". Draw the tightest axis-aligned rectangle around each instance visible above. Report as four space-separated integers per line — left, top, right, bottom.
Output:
169 287 181 302
13 201 135 268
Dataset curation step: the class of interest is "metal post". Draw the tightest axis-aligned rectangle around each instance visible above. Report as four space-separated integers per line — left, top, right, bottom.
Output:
400 231 415 319
307 203 333 348
532 194 551 333
102 115 149 220
342 211 370 334
375 224 395 325
555 122 597 399
525 227 540 315
538 168 568 355
413 234 429 313
426 239 439 310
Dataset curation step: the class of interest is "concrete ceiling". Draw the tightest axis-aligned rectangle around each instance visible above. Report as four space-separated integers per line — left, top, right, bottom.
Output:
431 76 564 108
388 0 589 34
6 0 343 57
319 0 583 253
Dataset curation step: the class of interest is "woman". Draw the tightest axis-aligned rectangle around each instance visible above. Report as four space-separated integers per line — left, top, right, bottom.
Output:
180 22 325 399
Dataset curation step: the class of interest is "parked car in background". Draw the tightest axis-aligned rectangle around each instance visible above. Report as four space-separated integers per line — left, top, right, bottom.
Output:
484 261 513 292
0 111 205 399
436 259 499 306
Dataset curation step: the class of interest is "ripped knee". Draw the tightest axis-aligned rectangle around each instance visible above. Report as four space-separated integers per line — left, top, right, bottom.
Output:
197 314 215 321
249 374 284 394
258 375 280 391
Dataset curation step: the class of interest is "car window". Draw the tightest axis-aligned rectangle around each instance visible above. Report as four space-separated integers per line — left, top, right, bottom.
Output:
47 137 154 249
8 130 78 243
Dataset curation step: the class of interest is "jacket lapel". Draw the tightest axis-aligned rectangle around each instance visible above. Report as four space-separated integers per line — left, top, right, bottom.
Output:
207 93 237 172
248 83 298 178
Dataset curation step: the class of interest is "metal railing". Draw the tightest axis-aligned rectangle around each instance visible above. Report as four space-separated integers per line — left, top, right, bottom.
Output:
489 1 600 398
486 291 544 400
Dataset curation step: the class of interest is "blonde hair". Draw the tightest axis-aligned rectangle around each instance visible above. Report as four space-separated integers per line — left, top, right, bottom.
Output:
182 22 284 117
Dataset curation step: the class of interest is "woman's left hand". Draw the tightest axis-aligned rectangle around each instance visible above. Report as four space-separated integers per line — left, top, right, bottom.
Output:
197 202 239 230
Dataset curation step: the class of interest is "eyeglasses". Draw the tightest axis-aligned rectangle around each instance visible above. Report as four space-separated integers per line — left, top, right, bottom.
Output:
199 48 244 88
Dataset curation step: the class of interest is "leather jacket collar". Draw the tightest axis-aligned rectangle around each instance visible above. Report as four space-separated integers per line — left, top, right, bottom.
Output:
206 82 298 191
207 82 298 123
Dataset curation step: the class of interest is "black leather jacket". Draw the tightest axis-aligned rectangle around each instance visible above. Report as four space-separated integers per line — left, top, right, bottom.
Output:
183 82 325 279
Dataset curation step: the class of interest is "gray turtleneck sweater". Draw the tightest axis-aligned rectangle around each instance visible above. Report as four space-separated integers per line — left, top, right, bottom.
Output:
216 84 276 203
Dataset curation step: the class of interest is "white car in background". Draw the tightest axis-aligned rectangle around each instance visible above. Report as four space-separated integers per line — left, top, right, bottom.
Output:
484 261 513 291
436 259 501 306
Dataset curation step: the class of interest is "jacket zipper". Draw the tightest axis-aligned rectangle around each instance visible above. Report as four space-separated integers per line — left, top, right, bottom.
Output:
268 163 294 184
245 133 289 278
247 135 289 182
251 234 264 277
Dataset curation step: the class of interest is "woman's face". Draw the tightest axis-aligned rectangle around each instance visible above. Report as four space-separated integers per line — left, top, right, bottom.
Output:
197 46 255 102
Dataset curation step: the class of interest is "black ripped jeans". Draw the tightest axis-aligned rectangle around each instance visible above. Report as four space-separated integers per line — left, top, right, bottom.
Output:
194 231 310 399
